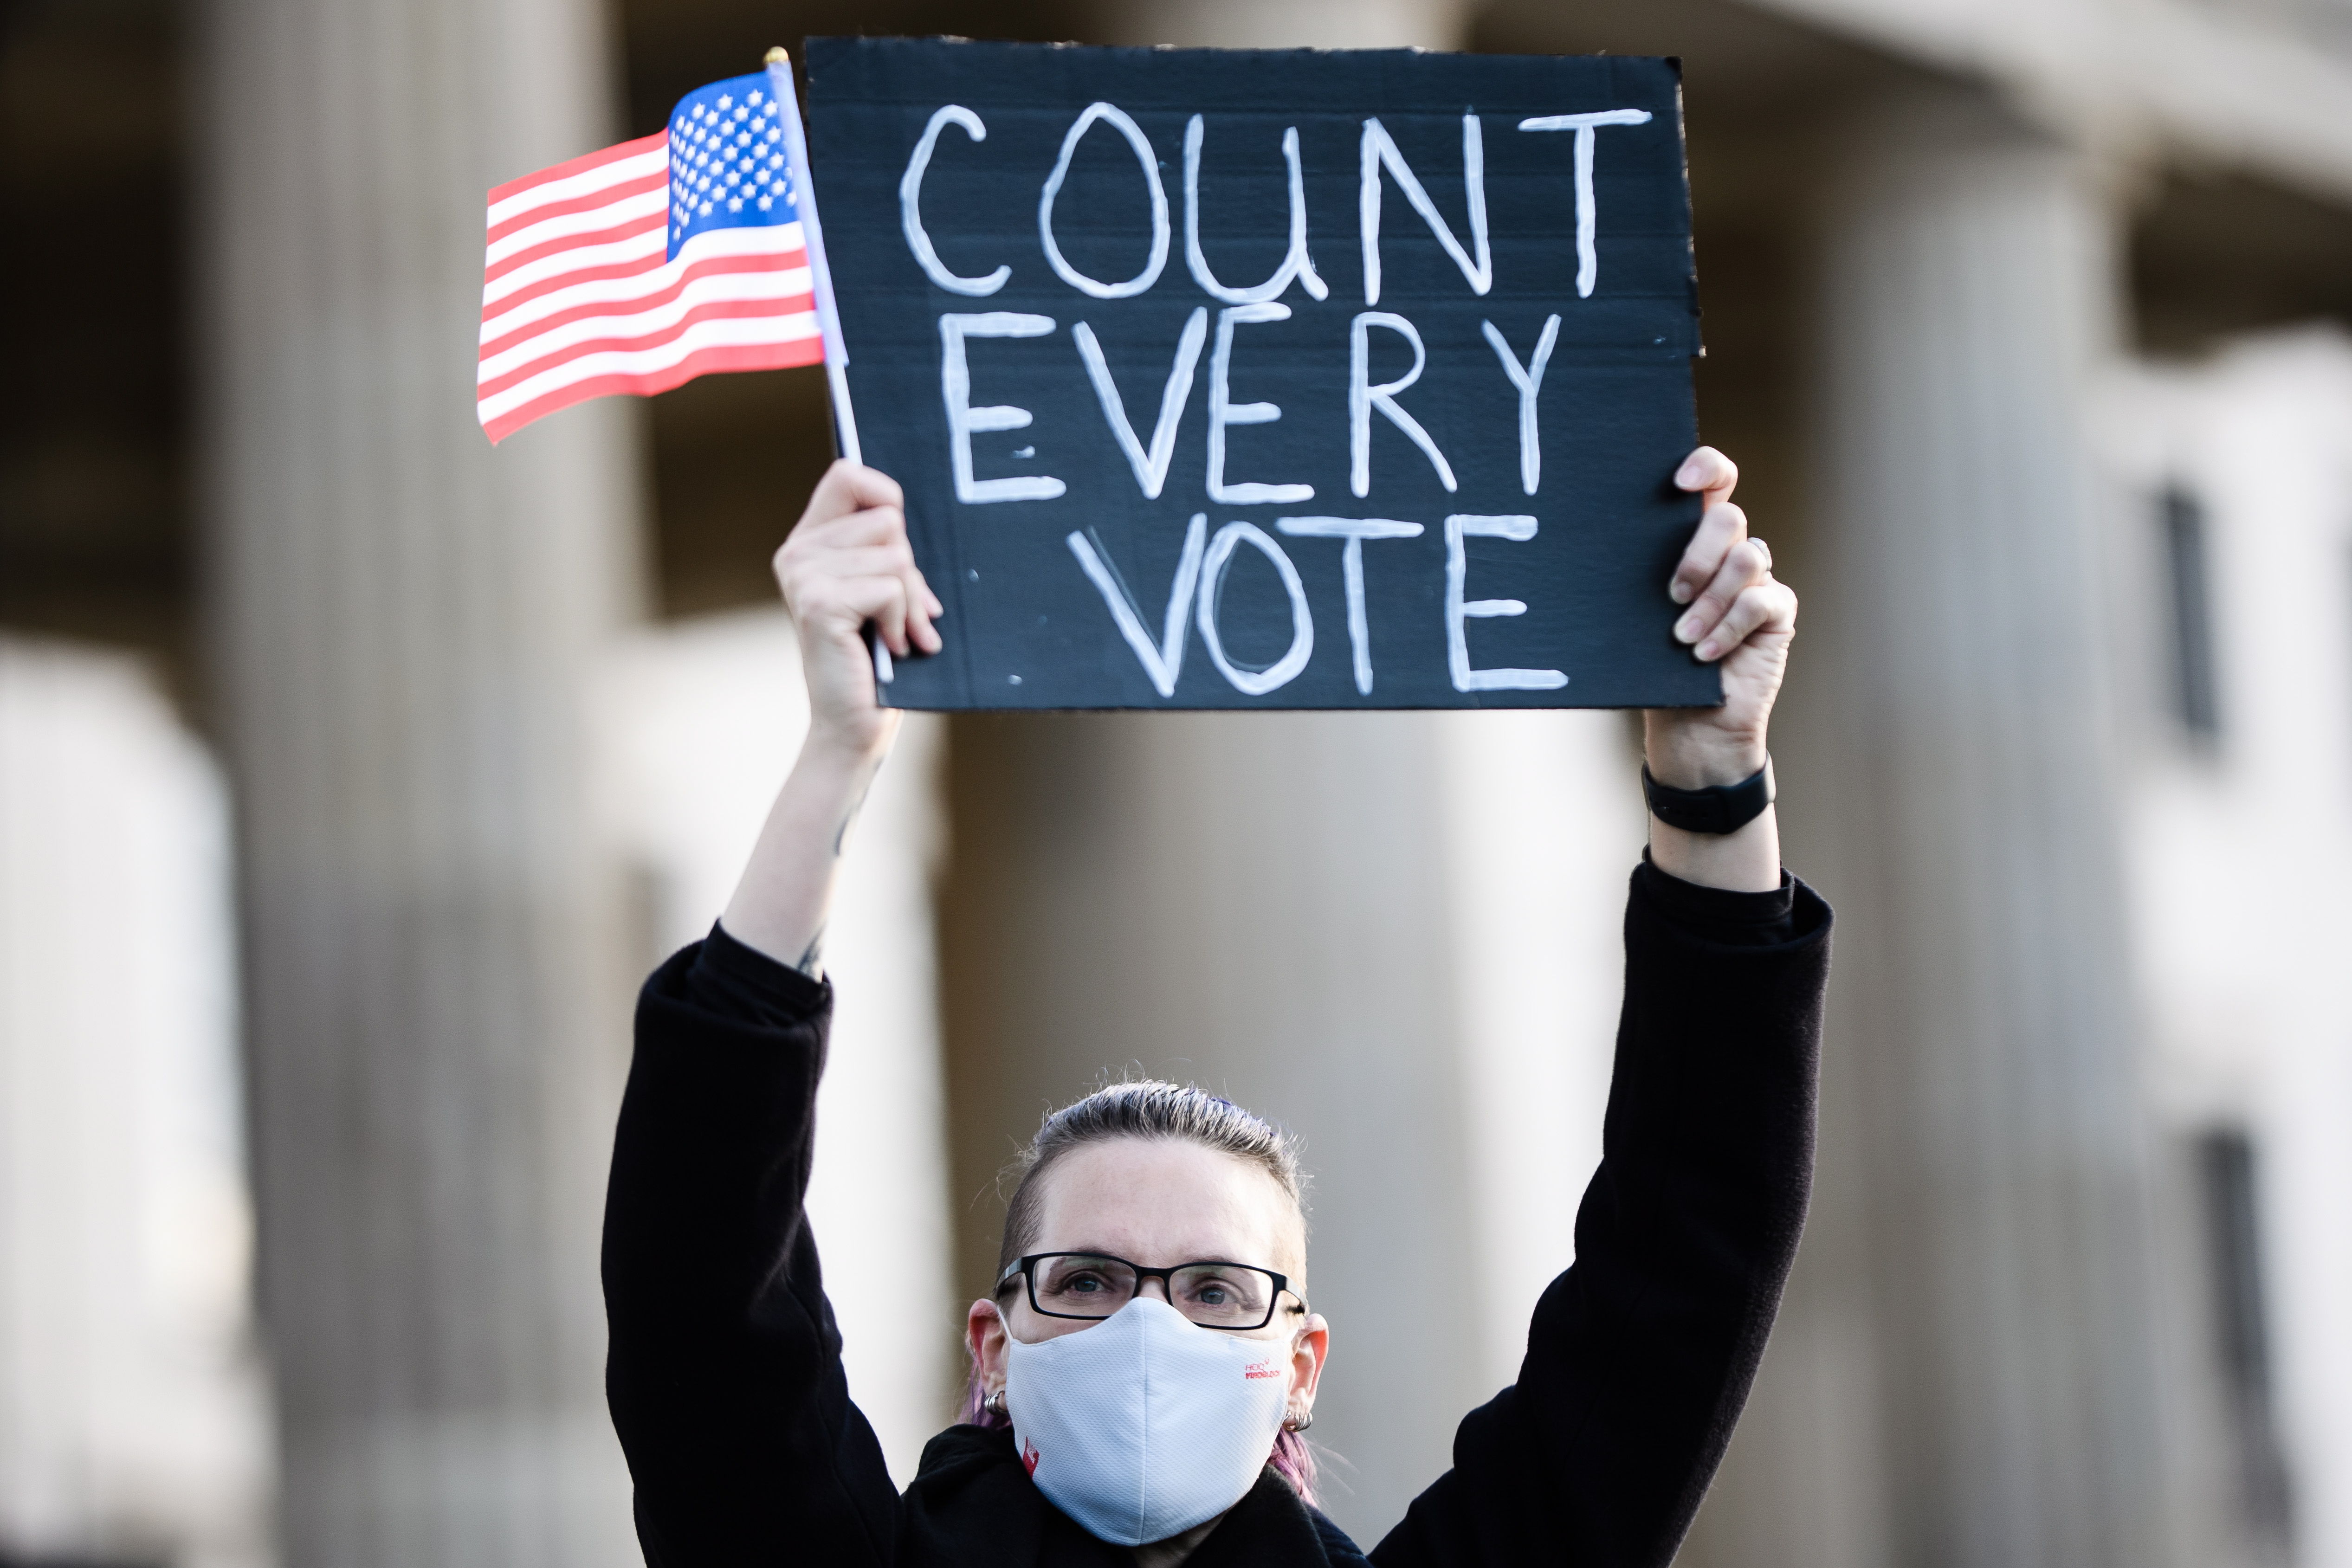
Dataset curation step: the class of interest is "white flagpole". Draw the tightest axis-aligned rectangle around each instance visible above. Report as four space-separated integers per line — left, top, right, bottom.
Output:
765 47 890 684
766 47 860 466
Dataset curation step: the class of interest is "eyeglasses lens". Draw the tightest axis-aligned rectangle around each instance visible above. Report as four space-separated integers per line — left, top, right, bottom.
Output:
1030 1254 1278 1329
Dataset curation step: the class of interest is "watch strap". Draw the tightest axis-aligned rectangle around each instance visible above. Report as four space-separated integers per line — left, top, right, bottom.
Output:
1642 757 1775 835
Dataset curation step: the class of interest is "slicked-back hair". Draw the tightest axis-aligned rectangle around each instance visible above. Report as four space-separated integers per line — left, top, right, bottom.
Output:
995 1079 1307 1276
965 1079 1321 1507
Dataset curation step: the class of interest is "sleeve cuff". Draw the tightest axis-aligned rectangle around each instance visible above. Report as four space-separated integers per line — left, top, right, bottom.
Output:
1635 852 1798 946
683 920 830 1028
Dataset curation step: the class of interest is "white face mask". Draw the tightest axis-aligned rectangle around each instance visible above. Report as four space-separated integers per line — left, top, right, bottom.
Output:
1002 1296 1293 1546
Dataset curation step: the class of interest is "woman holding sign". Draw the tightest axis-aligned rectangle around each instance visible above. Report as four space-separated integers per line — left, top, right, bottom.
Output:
603 446 1825 1568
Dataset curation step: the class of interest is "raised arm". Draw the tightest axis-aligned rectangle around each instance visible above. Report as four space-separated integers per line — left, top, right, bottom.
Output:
1370 447 1825 1568
722 461 944 970
604 463 941 1567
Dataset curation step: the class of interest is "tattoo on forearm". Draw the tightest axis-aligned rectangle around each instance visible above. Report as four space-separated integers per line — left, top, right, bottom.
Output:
794 924 827 978
832 757 884 858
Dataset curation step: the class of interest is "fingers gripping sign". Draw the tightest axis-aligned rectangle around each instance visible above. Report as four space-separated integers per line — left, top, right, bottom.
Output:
773 460 945 754
1646 446 1798 780
1638 445 1798 893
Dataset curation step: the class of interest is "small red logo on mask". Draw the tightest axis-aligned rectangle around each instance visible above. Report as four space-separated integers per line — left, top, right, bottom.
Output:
1244 1360 1282 1380
1022 1440 1041 1477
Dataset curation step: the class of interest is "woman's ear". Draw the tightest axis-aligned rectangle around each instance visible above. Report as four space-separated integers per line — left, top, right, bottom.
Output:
1288 1313 1330 1418
968 1298 1010 1397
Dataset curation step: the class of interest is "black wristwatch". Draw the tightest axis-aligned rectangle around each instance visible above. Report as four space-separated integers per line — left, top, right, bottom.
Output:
1642 757 1775 834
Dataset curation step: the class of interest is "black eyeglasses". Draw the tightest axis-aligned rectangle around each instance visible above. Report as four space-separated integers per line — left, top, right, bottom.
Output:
995 1252 1305 1331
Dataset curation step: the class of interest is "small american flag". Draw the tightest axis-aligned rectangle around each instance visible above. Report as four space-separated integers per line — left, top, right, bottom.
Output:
478 68 831 444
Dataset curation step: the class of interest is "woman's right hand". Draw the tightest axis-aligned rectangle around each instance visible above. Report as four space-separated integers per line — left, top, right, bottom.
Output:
771 460 943 757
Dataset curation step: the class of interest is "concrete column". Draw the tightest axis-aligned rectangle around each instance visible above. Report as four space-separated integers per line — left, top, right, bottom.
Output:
939 713 1639 1544
194 0 644 1560
0 640 271 1568
1747 90 2173 1568
943 710 1486 1546
1097 0 1463 47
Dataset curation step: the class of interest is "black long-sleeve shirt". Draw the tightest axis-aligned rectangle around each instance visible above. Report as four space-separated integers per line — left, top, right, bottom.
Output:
604 859 1831 1568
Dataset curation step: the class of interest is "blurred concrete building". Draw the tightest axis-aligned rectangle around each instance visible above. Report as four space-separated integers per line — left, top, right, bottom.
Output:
3 0 2350 1565
0 641 271 1568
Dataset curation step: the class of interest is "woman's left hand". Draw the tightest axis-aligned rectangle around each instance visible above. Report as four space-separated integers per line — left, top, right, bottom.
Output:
1642 446 1798 789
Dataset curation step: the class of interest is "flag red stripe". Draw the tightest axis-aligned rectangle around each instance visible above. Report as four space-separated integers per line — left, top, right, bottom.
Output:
486 168 670 248
475 296 816 401
482 249 666 317
484 210 667 287
482 338 823 444
486 129 667 209
478 248 807 361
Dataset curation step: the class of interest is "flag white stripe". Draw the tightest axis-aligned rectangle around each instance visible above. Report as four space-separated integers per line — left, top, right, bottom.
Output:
480 222 806 342
477 313 821 422
478 266 814 383
486 144 670 230
482 226 668 307
486 187 670 267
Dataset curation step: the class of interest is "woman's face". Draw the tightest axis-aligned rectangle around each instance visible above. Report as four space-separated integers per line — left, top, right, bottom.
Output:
967 1137 1330 1415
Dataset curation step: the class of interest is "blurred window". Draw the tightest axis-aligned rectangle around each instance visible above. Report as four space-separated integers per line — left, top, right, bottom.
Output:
2160 486 2222 743
2196 1128 2293 1547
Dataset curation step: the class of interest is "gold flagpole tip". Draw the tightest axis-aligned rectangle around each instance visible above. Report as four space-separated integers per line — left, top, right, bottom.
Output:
766 46 790 65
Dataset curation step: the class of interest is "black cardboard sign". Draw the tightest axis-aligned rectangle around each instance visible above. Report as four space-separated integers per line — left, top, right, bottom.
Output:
805 37 1717 710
